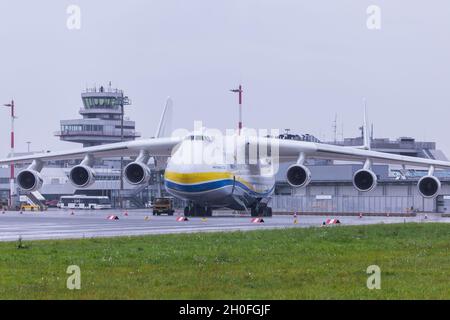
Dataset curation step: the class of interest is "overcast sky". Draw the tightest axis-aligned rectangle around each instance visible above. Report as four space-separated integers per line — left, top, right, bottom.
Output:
1 1 450 155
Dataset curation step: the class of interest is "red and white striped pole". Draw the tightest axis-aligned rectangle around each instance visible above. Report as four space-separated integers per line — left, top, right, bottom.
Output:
3 100 15 208
230 85 243 135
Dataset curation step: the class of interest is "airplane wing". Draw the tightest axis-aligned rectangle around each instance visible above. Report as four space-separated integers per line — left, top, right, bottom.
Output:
272 138 450 169
2 134 448 170
0 137 182 165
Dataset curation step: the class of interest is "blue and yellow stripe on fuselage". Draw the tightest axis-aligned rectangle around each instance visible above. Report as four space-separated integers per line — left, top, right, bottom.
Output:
164 171 274 198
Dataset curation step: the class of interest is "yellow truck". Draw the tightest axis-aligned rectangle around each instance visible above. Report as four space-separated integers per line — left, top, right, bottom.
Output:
20 204 42 211
152 197 175 216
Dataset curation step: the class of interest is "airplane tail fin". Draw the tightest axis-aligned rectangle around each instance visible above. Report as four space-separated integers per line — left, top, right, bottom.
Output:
155 97 173 138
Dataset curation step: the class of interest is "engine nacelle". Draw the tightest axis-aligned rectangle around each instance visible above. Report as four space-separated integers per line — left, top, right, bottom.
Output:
286 164 311 188
124 162 151 185
17 169 44 192
69 165 96 188
353 169 377 192
418 175 441 198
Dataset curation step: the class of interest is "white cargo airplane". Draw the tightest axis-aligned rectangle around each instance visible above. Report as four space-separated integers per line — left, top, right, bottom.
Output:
1 99 449 217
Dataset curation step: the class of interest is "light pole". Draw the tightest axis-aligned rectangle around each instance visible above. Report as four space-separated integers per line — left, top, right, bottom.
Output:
116 93 131 209
3 100 16 209
230 85 243 135
26 141 31 153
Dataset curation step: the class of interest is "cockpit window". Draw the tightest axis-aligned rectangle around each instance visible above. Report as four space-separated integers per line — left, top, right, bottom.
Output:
187 135 212 142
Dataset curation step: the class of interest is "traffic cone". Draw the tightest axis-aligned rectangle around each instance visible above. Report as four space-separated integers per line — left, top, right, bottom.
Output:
70 211 75 216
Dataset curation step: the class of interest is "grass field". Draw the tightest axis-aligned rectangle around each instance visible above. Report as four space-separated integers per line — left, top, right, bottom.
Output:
0 223 449 299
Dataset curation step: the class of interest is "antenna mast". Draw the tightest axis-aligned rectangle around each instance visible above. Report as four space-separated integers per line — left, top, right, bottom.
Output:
333 114 338 143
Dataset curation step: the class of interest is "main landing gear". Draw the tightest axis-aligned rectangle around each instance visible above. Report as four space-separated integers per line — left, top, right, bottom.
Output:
184 204 213 217
251 203 273 217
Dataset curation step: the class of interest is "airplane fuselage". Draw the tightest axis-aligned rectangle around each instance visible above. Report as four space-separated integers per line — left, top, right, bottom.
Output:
164 138 275 210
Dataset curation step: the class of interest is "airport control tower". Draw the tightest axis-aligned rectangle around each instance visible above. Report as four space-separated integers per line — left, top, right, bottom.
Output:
56 85 140 147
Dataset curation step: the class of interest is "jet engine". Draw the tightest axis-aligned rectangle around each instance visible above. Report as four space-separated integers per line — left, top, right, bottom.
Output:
17 169 44 192
69 165 96 188
286 164 311 188
124 162 151 185
418 175 441 198
353 169 377 192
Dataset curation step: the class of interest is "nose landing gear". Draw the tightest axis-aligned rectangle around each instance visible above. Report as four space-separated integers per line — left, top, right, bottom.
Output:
184 204 213 217
251 203 273 217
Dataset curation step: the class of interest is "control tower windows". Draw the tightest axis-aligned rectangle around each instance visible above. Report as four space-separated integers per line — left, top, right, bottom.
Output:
61 125 103 132
82 97 119 109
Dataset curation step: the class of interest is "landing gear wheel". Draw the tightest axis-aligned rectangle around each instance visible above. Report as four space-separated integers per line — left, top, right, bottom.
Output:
196 205 208 217
191 207 198 217
254 204 273 217
263 207 273 217
185 204 212 217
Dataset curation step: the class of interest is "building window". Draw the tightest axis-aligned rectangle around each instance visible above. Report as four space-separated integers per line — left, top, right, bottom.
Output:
83 97 119 109
61 125 103 132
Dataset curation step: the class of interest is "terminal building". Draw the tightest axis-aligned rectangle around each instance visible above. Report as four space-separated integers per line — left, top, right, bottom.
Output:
2 88 450 214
